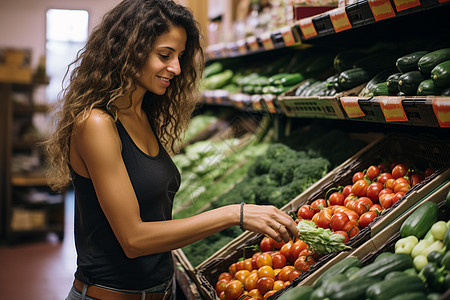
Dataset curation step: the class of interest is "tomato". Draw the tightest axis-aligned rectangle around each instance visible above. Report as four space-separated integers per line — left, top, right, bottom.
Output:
379 192 394 209
248 289 263 299
369 204 383 214
378 188 393 198
316 208 332 229
251 252 261 270
378 162 390 172
393 181 410 194
392 191 405 204
344 194 358 210
277 266 294 282
392 164 408 179
342 185 353 198
273 280 285 291
218 272 233 282
279 241 293 262
366 181 384 203
344 209 360 222
330 212 350 231
294 255 315 272
269 237 285 250
229 263 237 277
264 290 278 298
259 237 274 253
256 277 274 296
216 279 229 296
235 270 251 284
353 197 373 216
358 211 377 228
256 253 273 269
310 198 328 212
352 171 365 183
290 240 308 261
271 252 287 269
257 266 275 280
366 165 380 181
244 273 259 292
288 269 302 282
424 167 434 178
334 231 349 243
384 178 395 190
282 281 291 288
352 179 370 197
377 172 393 184
328 192 345 206
224 280 244 300
409 173 423 186
244 258 253 272
297 204 315 220
343 220 359 238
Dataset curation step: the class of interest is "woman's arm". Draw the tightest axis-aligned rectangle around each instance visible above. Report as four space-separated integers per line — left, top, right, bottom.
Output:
71 109 299 258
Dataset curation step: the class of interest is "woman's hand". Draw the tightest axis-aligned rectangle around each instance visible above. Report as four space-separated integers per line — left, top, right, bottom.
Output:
240 204 300 243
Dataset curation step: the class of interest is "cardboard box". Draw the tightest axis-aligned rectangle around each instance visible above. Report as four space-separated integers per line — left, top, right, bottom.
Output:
0 65 32 84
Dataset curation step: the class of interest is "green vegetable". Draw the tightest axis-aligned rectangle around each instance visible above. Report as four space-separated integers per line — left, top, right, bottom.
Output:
441 250 450 270
419 262 446 293
387 73 402 94
418 48 450 74
273 73 304 86
358 70 392 97
297 220 352 254
390 292 427 300
412 240 433 258
326 277 376 300
310 274 347 300
431 60 450 88
400 202 439 239
396 51 429 73
417 79 444 96
277 285 313 300
427 293 443 300
427 251 443 265
313 256 361 287
203 62 223 78
442 87 450 96
333 50 366 72
431 221 448 241
344 266 360 278
374 251 394 262
385 270 409 280
294 78 317 96
373 82 390 96
395 236 419 255
365 275 425 300
421 240 444 258
349 253 413 280
443 228 450 250
202 69 234 90
398 71 426 95
338 67 371 90
413 255 428 271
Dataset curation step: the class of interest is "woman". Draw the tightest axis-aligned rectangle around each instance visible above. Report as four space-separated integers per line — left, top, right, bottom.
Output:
45 0 300 299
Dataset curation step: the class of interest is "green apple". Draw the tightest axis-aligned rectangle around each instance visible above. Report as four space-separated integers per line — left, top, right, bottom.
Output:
395 236 419 255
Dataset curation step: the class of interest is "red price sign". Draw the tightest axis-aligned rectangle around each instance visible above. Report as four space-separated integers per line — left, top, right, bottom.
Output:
340 97 366 118
378 97 408 122
280 26 297 46
368 0 396 21
392 0 421 12
432 97 450 127
261 32 275 50
298 18 317 39
438 0 450 3
329 8 352 33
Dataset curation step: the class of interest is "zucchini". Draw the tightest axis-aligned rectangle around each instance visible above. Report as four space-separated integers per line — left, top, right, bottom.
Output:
445 228 450 250
427 293 442 300
442 87 450 96
349 253 413 280
431 60 450 88
273 73 305 86
268 73 290 84
396 51 429 73
421 262 445 292
277 285 313 300
344 266 360 278
203 62 223 78
417 79 444 96
358 70 392 97
338 67 371 90
398 71 426 95
374 251 394 262
310 274 347 300
387 73 402 94
400 202 439 239
334 50 366 73
390 292 427 300
373 82 390 96
203 69 234 90
441 250 450 270
418 48 450 74
327 277 377 300
313 256 361 287
365 275 425 300
294 79 317 96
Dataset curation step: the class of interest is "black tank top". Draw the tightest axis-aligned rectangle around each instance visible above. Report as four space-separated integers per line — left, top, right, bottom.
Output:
72 119 180 290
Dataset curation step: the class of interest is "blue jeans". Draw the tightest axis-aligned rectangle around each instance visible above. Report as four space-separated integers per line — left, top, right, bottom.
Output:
65 277 176 300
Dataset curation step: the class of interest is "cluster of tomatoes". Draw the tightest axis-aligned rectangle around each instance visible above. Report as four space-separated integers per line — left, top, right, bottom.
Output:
215 236 322 300
296 162 434 243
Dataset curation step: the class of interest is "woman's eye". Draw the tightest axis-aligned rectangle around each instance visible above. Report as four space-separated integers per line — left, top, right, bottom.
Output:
159 54 170 60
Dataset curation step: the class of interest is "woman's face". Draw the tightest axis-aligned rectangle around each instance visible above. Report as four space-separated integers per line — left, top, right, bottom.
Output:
137 26 187 95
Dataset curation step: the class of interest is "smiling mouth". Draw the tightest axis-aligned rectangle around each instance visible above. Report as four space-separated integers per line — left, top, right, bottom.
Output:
158 76 170 82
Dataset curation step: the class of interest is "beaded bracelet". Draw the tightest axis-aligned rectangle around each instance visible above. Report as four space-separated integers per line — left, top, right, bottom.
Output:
240 202 245 231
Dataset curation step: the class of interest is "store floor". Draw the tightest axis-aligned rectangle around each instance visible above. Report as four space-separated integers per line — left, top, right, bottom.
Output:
0 190 77 300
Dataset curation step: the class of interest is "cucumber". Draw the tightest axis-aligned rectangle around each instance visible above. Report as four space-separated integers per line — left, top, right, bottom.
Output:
334 50 366 73
431 60 450 88
387 73 402 94
349 253 413 280
203 62 223 78
400 202 439 239
398 71 426 95
441 250 450 270
374 251 394 262
442 87 450 96
327 277 377 300
365 275 425 300
294 78 317 96
310 274 348 300
418 48 450 74
373 82 390 96
338 67 371 90
203 69 234 90
396 51 429 73
313 256 361 288
268 73 290 84
359 70 392 97
390 292 427 300
417 79 444 96
277 285 313 300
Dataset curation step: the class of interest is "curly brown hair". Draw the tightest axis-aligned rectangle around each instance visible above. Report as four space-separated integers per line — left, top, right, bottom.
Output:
44 0 204 191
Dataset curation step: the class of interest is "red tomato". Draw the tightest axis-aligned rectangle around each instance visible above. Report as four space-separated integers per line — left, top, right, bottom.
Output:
256 277 274 296
245 273 259 292
379 188 393 198
260 237 274 253
366 165 380 181
384 178 395 191
312 212 320 225
378 162 390 172
216 279 229 296
257 266 275 280
229 263 237 277
235 270 251 284
342 185 353 198
343 220 359 238
330 212 350 231
393 181 410 194
288 269 303 282
353 197 373 216
366 181 384 203
243 258 253 272
256 253 273 269
271 252 287 269
316 209 332 229
224 280 244 300
379 192 394 209
277 266 294 282
273 280 285 291
218 272 233 282
392 164 408 179
377 172 393 184
344 194 358 210
409 173 423 186
294 255 315 272
279 241 293 262
342 209 359 223
352 179 370 197
297 204 315 220
264 290 278 298
352 171 365 184
392 192 405 204
358 211 377 228
334 231 349 243
269 237 285 250
328 192 345 206
310 199 328 212
369 204 383 214
248 289 263 299
424 167 434 178
251 252 261 270
290 240 308 261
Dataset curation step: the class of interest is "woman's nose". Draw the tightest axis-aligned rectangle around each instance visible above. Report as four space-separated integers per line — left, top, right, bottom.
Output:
167 58 181 75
